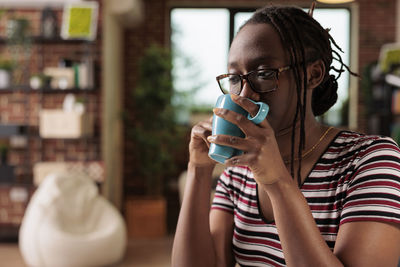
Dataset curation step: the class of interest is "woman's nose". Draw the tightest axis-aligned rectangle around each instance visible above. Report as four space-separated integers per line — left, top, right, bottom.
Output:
240 79 260 101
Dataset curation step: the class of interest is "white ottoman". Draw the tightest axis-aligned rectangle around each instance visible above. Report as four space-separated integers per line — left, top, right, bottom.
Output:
19 172 127 267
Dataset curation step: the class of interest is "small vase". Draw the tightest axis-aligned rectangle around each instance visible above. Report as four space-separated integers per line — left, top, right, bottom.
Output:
0 70 11 89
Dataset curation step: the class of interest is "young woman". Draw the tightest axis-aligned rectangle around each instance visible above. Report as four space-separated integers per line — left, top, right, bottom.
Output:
172 4 400 267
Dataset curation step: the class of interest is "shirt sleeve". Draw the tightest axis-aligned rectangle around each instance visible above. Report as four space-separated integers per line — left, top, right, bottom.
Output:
211 168 235 214
340 137 400 225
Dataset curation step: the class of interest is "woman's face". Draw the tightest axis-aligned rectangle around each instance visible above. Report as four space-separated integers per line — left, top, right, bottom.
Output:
228 23 298 133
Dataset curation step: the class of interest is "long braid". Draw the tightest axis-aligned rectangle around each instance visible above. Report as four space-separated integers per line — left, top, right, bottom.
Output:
269 9 309 185
265 9 303 181
277 9 310 185
243 5 358 185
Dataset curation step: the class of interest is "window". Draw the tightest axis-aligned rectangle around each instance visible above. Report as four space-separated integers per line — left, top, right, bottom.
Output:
171 9 229 109
171 7 351 126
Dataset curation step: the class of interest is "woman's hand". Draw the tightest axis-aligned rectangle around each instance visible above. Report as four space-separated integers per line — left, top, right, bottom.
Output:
189 117 217 167
207 94 290 185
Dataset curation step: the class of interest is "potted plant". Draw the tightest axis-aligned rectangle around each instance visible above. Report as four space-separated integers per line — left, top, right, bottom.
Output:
6 17 31 86
125 44 187 238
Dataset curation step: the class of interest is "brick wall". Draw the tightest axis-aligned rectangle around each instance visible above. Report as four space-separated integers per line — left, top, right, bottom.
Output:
0 185 34 230
123 0 397 194
0 4 102 184
358 0 397 132
123 0 169 195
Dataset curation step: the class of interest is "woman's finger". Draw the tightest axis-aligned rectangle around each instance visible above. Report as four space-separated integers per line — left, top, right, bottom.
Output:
230 94 271 128
207 134 257 151
224 153 255 167
230 94 259 117
214 108 262 135
192 122 213 147
197 120 213 131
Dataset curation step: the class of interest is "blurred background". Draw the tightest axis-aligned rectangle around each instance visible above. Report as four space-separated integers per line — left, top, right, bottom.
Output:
0 0 398 266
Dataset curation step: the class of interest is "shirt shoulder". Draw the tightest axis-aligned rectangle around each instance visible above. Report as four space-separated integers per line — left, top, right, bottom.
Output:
322 131 400 166
334 131 400 225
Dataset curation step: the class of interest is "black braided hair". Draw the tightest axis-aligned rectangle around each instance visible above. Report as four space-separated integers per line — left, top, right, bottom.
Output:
241 5 358 185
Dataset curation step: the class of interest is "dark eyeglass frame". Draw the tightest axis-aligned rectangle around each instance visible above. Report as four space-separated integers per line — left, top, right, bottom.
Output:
216 65 291 95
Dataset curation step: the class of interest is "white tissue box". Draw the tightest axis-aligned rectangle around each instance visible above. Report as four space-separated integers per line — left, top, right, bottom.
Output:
39 110 93 138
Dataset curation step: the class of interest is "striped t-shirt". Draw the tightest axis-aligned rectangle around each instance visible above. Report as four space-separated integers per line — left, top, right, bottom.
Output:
211 131 400 267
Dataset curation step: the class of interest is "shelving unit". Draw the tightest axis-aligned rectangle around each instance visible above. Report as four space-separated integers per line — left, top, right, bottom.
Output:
364 63 400 144
0 6 102 238
0 87 96 93
0 40 99 176
0 36 95 44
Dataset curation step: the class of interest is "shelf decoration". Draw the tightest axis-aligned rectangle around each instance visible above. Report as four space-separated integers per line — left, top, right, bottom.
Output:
0 124 27 137
392 90 400 115
61 1 98 41
41 7 58 39
379 43 400 73
0 59 13 89
43 67 75 90
29 73 52 90
392 90 400 114
39 94 93 138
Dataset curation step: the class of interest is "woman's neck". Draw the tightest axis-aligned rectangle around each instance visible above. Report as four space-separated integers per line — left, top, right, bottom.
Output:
276 116 323 161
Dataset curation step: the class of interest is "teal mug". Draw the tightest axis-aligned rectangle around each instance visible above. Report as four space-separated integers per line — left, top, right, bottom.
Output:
208 94 269 164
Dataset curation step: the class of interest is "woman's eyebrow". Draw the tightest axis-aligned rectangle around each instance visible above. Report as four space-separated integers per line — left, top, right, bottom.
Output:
228 55 282 69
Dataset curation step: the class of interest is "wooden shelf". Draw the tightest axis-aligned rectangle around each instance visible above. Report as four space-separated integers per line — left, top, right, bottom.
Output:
0 86 96 93
0 36 95 45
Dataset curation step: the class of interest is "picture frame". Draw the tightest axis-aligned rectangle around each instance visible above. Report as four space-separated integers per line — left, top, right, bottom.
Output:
61 1 98 41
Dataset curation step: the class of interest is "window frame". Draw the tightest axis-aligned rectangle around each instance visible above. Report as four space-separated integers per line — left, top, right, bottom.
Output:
168 3 358 128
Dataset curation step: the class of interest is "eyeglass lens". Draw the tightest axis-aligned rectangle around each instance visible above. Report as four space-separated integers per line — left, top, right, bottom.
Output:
219 70 277 94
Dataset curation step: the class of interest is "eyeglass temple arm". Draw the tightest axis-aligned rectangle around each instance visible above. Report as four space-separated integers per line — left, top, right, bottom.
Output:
216 75 228 94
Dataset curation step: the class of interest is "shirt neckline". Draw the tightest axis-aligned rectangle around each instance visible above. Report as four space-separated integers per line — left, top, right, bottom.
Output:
256 130 347 224
299 129 347 188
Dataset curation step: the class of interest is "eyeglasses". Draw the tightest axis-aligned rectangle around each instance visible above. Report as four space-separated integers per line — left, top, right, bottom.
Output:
216 65 291 95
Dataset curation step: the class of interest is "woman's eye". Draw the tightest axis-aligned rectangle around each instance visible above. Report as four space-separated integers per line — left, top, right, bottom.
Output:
229 76 241 84
257 71 274 79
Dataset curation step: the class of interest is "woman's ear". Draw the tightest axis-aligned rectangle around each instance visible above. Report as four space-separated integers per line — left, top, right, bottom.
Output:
306 59 325 90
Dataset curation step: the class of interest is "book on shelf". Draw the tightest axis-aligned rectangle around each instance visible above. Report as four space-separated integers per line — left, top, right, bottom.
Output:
77 56 95 89
42 57 94 90
392 90 400 114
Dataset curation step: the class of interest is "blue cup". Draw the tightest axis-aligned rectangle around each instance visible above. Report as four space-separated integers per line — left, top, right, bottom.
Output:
208 94 269 164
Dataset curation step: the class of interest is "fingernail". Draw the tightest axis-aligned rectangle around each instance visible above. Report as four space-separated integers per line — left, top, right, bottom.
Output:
214 108 226 115
231 94 239 100
207 135 216 142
